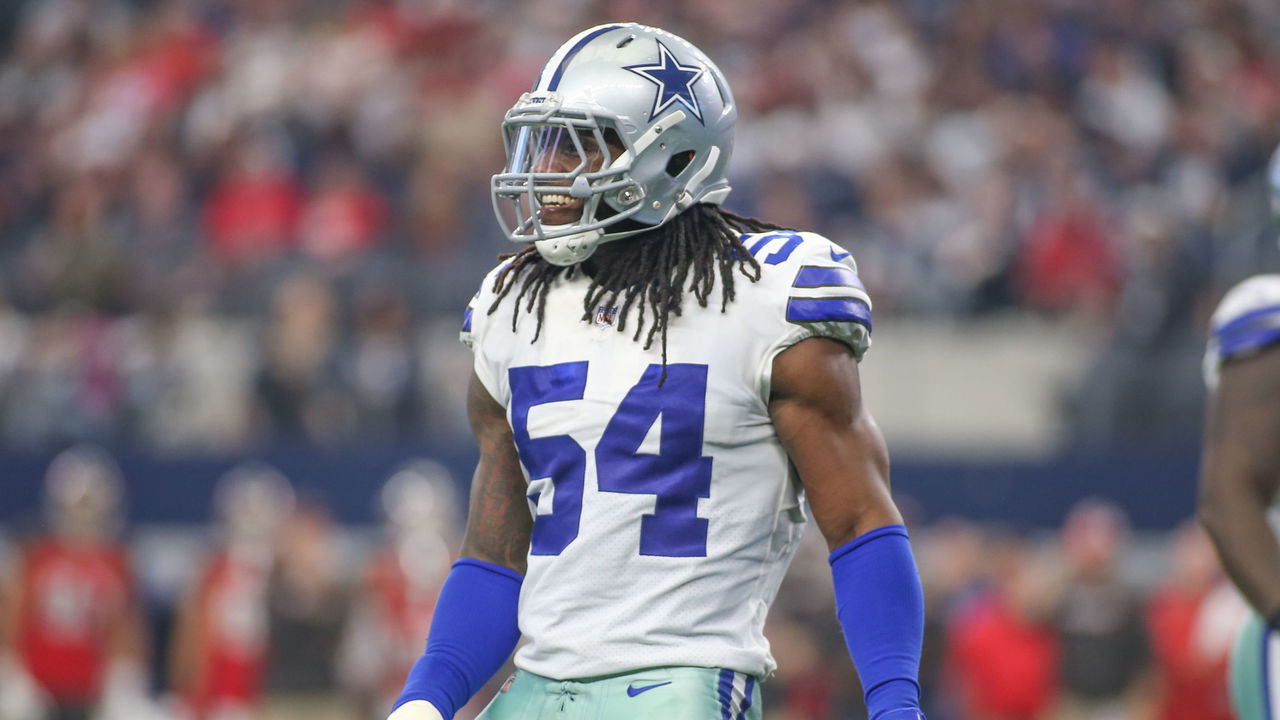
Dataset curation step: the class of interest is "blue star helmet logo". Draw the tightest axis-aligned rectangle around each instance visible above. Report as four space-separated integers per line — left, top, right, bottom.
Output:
624 40 706 124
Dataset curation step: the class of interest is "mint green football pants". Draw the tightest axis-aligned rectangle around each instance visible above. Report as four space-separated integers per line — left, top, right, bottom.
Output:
1231 612 1280 720
476 667 762 720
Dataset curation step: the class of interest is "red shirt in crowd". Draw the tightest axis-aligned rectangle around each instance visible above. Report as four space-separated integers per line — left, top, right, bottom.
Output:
14 538 135 705
363 548 438 701
946 594 1060 720
1146 584 1235 720
203 171 302 266
180 549 271 717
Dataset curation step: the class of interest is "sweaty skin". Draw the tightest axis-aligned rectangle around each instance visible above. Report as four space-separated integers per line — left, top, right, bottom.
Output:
1199 347 1280 620
458 334 900 571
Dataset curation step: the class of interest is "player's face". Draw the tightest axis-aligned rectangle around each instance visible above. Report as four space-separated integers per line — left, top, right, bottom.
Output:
523 127 623 226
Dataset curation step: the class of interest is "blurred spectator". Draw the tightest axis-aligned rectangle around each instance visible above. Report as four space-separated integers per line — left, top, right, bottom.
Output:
338 287 422 442
253 273 346 445
297 153 386 264
0 0 1276 450
1144 522 1245 720
1052 500 1152 720
202 134 302 269
918 519 989 720
0 446 151 720
262 497 352 720
339 460 458 719
944 532 1060 720
169 464 294 720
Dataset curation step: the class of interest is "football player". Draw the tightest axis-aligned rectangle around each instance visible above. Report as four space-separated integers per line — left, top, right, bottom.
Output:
169 463 293 720
390 24 926 720
0 446 150 720
1199 145 1280 720
341 461 458 717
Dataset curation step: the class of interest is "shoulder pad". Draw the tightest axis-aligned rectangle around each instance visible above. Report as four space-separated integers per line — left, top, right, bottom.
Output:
745 231 872 360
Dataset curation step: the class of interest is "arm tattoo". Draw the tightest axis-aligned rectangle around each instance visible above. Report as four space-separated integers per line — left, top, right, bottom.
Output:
461 376 533 574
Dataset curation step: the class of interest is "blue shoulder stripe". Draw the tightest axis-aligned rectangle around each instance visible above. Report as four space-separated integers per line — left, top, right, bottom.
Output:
1214 302 1280 340
1219 326 1280 360
1214 303 1280 359
462 307 473 332
792 265 865 291
786 297 871 329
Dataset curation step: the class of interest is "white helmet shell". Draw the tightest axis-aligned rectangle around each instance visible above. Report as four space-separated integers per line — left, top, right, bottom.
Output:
492 24 736 265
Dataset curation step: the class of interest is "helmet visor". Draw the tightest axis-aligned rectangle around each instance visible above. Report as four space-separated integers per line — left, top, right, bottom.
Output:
493 114 641 242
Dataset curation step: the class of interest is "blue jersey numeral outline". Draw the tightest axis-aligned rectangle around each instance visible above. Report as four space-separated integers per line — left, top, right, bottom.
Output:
507 362 712 558
745 232 803 265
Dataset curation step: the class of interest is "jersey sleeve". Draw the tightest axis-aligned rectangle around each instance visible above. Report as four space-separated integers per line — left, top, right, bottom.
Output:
759 231 872 353
1204 274 1280 387
747 231 873 398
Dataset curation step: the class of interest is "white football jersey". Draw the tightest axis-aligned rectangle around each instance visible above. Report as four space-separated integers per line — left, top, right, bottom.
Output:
460 231 871 680
1204 274 1280 387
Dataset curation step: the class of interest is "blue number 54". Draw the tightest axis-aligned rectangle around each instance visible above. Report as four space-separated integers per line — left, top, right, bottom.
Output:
508 363 712 558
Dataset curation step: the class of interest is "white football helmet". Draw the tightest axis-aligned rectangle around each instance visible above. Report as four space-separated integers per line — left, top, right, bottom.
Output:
213 462 295 546
44 444 124 540
491 23 737 265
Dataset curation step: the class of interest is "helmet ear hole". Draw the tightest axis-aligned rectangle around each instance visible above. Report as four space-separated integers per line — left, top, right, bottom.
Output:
665 150 696 177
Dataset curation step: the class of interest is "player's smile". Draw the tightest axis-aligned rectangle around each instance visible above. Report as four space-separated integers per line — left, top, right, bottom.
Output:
528 129 623 226
536 191 585 225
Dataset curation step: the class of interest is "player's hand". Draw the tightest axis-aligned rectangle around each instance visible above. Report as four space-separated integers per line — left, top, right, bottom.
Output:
387 700 446 720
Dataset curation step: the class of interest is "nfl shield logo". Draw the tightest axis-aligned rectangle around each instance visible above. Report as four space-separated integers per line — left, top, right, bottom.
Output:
594 305 617 327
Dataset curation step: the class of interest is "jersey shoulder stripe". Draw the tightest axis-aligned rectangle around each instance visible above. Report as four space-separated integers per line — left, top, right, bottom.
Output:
741 230 873 361
1214 302 1280 358
785 297 872 328
1208 275 1280 365
792 265 865 291
1204 275 1280 386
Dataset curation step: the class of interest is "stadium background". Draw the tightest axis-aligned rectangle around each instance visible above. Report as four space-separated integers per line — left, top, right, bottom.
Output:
1 0 1278 718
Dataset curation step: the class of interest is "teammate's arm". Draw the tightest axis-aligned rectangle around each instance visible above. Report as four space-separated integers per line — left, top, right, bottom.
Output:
390 372 529 720
1199 347 1280 622
769 336 924 720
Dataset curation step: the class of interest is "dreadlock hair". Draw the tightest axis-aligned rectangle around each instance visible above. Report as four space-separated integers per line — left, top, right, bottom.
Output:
488 204 782 380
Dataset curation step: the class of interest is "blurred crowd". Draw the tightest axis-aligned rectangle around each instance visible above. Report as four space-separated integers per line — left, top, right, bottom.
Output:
0 447 1248 720
1 0 1280 450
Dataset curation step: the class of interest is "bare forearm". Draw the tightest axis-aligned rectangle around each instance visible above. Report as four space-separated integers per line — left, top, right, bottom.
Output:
459 445 531 573
460 373 532 574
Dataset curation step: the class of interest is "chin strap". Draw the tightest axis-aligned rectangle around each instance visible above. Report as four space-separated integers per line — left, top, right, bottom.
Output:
534 229 603 266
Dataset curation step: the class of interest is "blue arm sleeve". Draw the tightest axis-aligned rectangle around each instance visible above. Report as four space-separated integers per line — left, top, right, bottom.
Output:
829 524 926 720
392 558 523 718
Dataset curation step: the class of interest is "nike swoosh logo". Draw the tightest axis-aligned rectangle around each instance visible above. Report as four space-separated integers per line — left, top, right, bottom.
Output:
626 681 672 697
830 248 851 261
